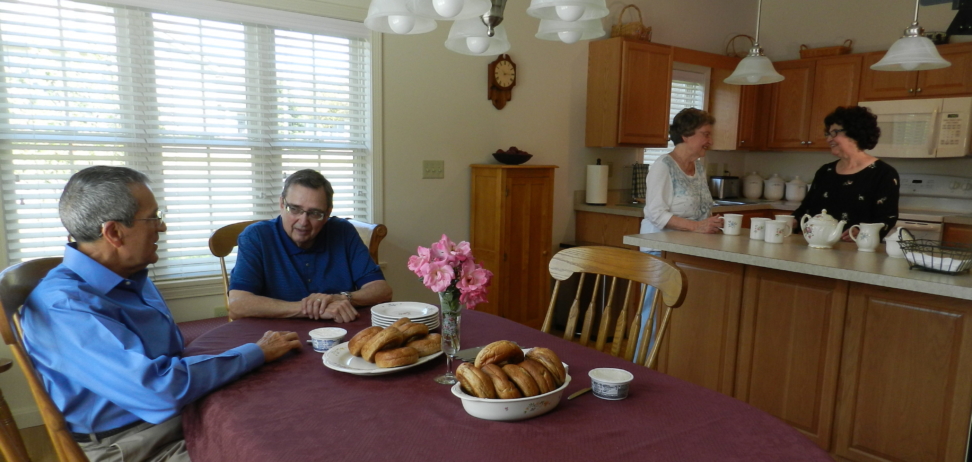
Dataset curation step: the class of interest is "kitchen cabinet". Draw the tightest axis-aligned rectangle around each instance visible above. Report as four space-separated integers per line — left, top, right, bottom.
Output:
575 211 641 250
586 37 673 147
766 54 863 150
709 68 768 150
655 252 743 395
835 284 972 462
860 42 972 100
470 165 556 329
735 266 847 451
944 223 972 245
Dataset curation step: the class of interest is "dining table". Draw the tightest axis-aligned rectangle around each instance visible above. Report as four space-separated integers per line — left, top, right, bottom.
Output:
182 308 832 461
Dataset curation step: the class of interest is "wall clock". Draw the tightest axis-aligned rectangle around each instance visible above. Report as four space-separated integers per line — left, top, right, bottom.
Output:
487 54 516 110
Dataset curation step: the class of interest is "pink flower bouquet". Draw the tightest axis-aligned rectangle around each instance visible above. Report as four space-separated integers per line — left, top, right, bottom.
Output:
407 234 493 309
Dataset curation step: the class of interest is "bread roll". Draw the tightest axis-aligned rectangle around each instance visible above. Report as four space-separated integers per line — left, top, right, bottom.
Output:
456 363 496 399
481 364 522 399
390 317 411 329
361 327 404 362
397 322 429 343
474 340 524 368
519 359 557 394
374 346 419 368
406 333 441 357
501 363 540 397
525 347 566 387
348 326 383 357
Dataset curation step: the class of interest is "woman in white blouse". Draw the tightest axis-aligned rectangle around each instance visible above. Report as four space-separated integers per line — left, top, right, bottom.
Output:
637 108 723 352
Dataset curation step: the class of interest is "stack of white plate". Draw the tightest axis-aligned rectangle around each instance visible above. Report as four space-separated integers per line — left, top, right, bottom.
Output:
371 301 440 330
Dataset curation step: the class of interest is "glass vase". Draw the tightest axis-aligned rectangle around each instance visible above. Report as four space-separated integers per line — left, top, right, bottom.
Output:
434 289 463 385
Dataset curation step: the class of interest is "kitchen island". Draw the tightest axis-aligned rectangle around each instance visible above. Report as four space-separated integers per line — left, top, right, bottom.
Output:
623 231 972 462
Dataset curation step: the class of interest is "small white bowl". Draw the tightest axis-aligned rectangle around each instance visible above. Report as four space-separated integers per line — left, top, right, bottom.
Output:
309 327 346 353
589 368 633 400
451 373 572 421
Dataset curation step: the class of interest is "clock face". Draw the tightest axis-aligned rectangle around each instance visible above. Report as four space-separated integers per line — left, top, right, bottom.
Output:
493 60 515 88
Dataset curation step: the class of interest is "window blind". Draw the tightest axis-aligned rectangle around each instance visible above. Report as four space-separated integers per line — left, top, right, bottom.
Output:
643 69 707 164
0 0 372 280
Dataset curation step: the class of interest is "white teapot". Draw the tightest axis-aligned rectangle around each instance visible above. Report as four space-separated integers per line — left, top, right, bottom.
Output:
800 209 847 249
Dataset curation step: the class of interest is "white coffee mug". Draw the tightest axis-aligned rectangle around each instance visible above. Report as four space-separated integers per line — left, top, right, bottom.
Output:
749 217 771 240
764 220 792 244
775 214 793 224
849 223 885 252
719 214 743 236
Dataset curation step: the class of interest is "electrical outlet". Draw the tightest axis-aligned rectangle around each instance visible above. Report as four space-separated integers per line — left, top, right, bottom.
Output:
606 161 614 177
214 307 228 318
422 160 445 179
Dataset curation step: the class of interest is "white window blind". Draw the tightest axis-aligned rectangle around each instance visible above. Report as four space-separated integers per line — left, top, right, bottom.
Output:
0 0 372 280
643 69 707 164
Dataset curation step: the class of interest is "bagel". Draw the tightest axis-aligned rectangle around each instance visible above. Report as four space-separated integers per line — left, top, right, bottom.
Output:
406 333 441 357
374 346 419 368
456 363 496 399
397 322 429 343
474 340 524 368
519 358 557 394
502 363 540 397
360 327 404 362
348 326 383 357
525 347 566 387
390 317 411 329
481 364 522 399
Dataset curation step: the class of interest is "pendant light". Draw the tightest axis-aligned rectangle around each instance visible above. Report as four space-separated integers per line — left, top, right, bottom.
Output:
444 16 510 55
535 19 605 44
870 0 951 71
364 0 437 34
724 0 784 85
526 0 609 22
405 0 490 21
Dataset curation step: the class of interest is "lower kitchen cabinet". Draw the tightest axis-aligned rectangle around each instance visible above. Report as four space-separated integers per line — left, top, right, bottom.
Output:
575 211 641 249
834 284 972 462
735 266 847 451
655 252 743 395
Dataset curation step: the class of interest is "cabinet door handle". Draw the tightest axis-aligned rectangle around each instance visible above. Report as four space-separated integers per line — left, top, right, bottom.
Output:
740 140 746 145
806 141 812 145
908 88 915 93
916 88 922 93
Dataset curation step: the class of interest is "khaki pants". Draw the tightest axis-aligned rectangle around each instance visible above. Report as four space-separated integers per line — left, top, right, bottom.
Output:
79 415 190 462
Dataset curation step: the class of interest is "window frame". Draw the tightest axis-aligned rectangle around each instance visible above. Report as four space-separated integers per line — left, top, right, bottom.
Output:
643 63 711 164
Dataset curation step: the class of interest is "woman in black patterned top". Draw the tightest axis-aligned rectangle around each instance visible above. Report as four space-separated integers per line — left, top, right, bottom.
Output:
791 106 899 241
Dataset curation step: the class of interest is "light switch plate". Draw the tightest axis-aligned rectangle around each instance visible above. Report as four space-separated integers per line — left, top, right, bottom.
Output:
423 160 445 179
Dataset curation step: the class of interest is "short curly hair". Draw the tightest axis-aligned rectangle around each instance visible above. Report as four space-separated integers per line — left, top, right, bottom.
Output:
669 108 715 145
824 106 880 151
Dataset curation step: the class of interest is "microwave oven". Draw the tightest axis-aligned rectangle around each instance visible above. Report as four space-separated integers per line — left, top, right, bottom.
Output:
859 97 972 158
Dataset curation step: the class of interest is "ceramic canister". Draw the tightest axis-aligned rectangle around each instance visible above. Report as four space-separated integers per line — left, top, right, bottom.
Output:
763 174 785 201
785 176 807 202
743 172 763 199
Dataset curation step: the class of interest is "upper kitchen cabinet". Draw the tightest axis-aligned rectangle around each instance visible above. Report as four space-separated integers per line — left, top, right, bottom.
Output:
586 37 673 147
766 54 863 150
860 42 972 100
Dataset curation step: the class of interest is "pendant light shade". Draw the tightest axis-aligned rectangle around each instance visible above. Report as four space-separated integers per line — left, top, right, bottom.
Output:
724 0 783 86
870 0 951 72
526 0 609 22
365 0 437 34
445 17 510 55
405 0 491 20
535 18 605 44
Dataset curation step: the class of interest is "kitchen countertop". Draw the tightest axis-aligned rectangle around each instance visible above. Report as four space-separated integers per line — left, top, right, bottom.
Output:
622 231 972 301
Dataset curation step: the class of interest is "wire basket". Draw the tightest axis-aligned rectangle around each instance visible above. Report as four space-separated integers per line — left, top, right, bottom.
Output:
610 5 652 42
898 230 972 275
799 39 853 59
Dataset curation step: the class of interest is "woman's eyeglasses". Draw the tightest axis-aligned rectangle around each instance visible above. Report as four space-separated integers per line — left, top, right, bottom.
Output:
825 128 846 138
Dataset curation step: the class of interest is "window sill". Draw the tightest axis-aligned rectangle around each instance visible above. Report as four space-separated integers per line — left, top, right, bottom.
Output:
155 276 225 301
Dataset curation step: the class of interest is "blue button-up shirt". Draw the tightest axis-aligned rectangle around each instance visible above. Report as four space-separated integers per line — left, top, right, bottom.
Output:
21 244 265 434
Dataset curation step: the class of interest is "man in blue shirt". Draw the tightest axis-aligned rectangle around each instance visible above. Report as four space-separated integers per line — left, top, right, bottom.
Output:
228 169 392 321
21 166 302 461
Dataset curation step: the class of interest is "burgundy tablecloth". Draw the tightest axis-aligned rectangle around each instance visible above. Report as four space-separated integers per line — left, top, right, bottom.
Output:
183 310 831 462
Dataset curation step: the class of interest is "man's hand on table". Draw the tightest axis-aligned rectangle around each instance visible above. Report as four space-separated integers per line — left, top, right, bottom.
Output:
257 330 302 362
300 293 359 323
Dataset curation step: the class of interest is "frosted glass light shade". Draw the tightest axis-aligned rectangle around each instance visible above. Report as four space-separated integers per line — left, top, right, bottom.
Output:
724 55 785 85
536 19 606 43
526 0 609 21
365 0 436 34
870 36 951 71
445 18 510 55
405 0 491 20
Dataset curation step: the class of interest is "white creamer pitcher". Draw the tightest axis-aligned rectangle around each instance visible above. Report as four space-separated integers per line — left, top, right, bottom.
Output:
849 223 885 252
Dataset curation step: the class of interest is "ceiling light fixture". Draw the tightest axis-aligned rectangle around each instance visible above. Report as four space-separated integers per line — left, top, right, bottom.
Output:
724 0 784 85
364 0 608 53
870 0 951 71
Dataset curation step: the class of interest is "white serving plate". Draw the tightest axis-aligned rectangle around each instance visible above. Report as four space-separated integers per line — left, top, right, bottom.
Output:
372 318 440 330
322 341 443 376
451 373 572 421
371 301 438 319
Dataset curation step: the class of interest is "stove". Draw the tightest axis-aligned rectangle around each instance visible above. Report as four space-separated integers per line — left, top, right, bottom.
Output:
895 174 972 240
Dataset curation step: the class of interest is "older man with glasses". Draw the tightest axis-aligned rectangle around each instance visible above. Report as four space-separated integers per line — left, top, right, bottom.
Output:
21 166 302 461
227 169 392 321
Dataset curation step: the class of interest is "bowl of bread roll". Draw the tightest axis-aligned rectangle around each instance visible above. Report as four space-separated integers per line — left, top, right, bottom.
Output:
451 340 570 421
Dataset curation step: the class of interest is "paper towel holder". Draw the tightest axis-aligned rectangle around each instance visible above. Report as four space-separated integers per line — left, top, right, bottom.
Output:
586 158 609 206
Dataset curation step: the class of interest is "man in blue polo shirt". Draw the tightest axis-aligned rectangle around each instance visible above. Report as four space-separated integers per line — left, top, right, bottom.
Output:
22 166 302 461
228 169 392 321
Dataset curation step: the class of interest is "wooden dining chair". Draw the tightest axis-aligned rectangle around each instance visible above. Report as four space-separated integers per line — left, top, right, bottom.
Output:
346 219 387 265
0 257 87 462
209 220 261 314
541 246 687 369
